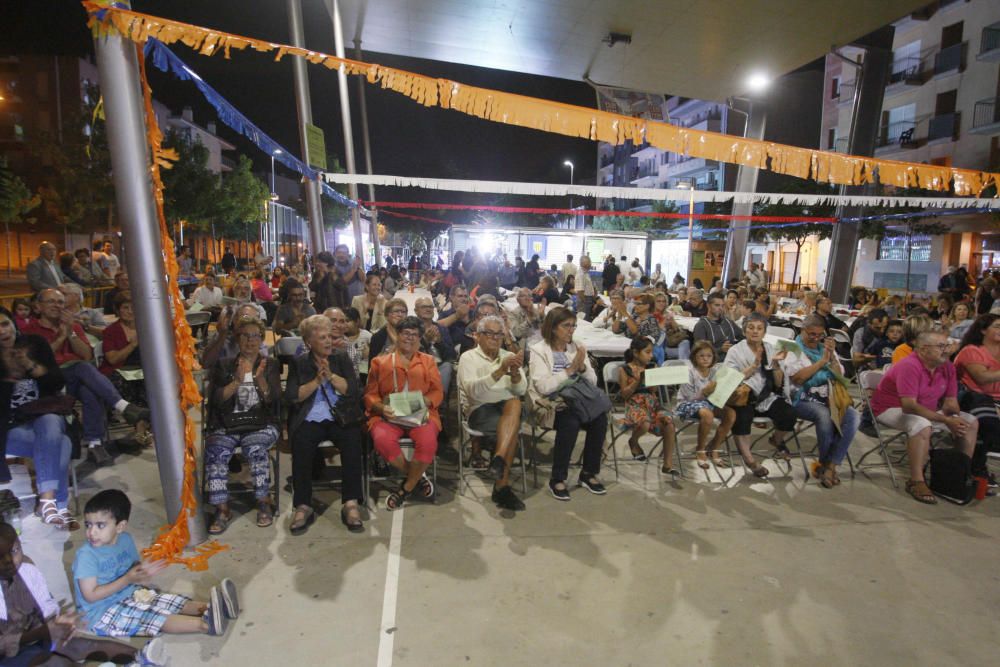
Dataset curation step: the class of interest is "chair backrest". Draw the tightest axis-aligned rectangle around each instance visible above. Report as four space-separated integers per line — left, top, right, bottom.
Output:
275 336 303 357
829 329 851 345
769 326 795 340
601 360 625 392
91 341 103 367
859 369 882 390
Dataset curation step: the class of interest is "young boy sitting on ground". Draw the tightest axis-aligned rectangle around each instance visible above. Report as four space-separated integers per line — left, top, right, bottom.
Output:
73 490 238 638
0 521 167 665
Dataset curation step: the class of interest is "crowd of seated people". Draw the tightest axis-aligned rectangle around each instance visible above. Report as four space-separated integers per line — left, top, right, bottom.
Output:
10 240 1000 550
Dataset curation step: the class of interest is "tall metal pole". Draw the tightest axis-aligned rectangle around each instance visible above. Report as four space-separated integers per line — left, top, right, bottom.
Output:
721 99 766 288
93 16 206 543
287 0 327 256
328 0 366 265
354 39 382 269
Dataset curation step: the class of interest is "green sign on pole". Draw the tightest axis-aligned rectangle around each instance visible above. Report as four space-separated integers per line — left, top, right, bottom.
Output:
305 123 327 170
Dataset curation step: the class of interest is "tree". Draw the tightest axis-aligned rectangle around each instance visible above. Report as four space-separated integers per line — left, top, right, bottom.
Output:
32 82 114 233
214 155 269 239
750 180 837 290
0 160 41 275
160 130 219 234
592 200 679 232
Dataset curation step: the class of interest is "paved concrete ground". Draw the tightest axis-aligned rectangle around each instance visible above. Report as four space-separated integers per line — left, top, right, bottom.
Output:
16 421 999 667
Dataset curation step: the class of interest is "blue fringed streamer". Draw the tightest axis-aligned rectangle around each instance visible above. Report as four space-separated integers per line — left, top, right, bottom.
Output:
144 39 355 208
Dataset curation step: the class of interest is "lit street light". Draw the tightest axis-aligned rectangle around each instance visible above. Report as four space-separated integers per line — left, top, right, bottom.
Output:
563 160 574 227
270 149 282 199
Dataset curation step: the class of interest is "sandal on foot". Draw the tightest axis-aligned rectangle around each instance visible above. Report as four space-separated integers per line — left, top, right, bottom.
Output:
35 499 67 530
696 451 710 470
906 480 937 504
661 465 680 476
709 453 730 468
256 501 274 528
386 482 413 511
818 464 836 489
58 508 80 531
340 505 364 533
628 440 647 462
415 474 435 500
468 454 489 471
770 437 792 461
208 510 232 535
748 461 770 478
289 505 316 535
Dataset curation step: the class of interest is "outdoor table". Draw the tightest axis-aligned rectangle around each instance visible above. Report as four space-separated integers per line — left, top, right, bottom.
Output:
573 319 630 358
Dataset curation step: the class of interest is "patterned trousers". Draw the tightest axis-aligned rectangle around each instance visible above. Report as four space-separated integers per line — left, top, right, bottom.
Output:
205 425 279 505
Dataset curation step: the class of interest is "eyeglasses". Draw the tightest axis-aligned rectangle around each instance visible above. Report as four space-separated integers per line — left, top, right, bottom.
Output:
398 331 420 339
239 333 263 341
416 305 434 310
559 322 578 330
479 331 504 339
920 343 948 350
389 309 407 315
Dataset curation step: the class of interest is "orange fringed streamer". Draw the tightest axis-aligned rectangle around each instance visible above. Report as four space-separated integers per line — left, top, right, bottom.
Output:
82 1 999 198
133 43 228 571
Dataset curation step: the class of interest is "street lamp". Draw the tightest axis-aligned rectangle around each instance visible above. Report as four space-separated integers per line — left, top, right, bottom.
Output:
270 149 282 198
563 160 575 227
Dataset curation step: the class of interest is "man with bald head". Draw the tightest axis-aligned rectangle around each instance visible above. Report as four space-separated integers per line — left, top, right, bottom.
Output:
27 242 65 293
414 296 455 395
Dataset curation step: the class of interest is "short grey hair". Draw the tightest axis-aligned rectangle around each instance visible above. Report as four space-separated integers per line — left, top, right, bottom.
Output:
741 312 769 332
915 329 945 347
609 289 625 300
58 283 84 299
688 288 704 298
476 315 505 333
300 314 332 342
801 314 826 330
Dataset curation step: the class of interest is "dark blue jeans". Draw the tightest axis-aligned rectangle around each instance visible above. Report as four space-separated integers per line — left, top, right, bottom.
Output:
62 362 123 441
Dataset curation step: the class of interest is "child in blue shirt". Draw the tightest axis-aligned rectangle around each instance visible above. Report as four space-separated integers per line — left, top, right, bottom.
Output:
865 319 904 368
72 489 239 638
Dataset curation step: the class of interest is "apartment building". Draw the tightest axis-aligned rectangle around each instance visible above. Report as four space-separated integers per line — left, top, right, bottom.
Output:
820 0 1000 291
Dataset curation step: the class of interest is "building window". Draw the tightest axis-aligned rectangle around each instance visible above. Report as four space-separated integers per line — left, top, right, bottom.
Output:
830 76 840 99
877 234 932 262
827 128 837 150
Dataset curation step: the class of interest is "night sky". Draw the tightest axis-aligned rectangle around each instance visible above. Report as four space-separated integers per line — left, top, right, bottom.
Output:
5 1 821 215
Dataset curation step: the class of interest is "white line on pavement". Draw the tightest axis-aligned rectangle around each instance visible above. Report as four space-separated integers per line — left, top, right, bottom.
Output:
376 507 404 667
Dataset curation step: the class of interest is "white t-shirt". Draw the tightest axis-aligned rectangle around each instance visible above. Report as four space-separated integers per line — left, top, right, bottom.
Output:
561 262 577 280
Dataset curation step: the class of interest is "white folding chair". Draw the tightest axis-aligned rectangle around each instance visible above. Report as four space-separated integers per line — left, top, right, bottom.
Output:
456 394 529 496
855 370 904 488
600 360 649 479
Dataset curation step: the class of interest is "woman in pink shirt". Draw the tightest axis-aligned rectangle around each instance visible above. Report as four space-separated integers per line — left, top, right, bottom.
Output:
954 314 1000 486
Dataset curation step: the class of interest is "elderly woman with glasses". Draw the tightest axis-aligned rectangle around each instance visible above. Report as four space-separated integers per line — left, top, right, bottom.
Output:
528 307 607 501
722 312 797 477
779 314 859 487
285 314 365 533
365 316 443 510
368 298 409 361
205 317 282 533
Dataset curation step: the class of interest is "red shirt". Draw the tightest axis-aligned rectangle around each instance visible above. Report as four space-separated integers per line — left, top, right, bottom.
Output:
99 320 138 376
954 345 1000 399
869 352 957 416
21 319 92 366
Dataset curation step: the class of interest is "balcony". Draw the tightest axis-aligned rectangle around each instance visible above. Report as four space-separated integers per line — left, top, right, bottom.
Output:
971 98 1000 136
875 121 918 151
927 112 959 142
887 57 923 87
933 42 966 76
978 22 1000 62
664 156 719 178
834 137 849 153
630 164 658 186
